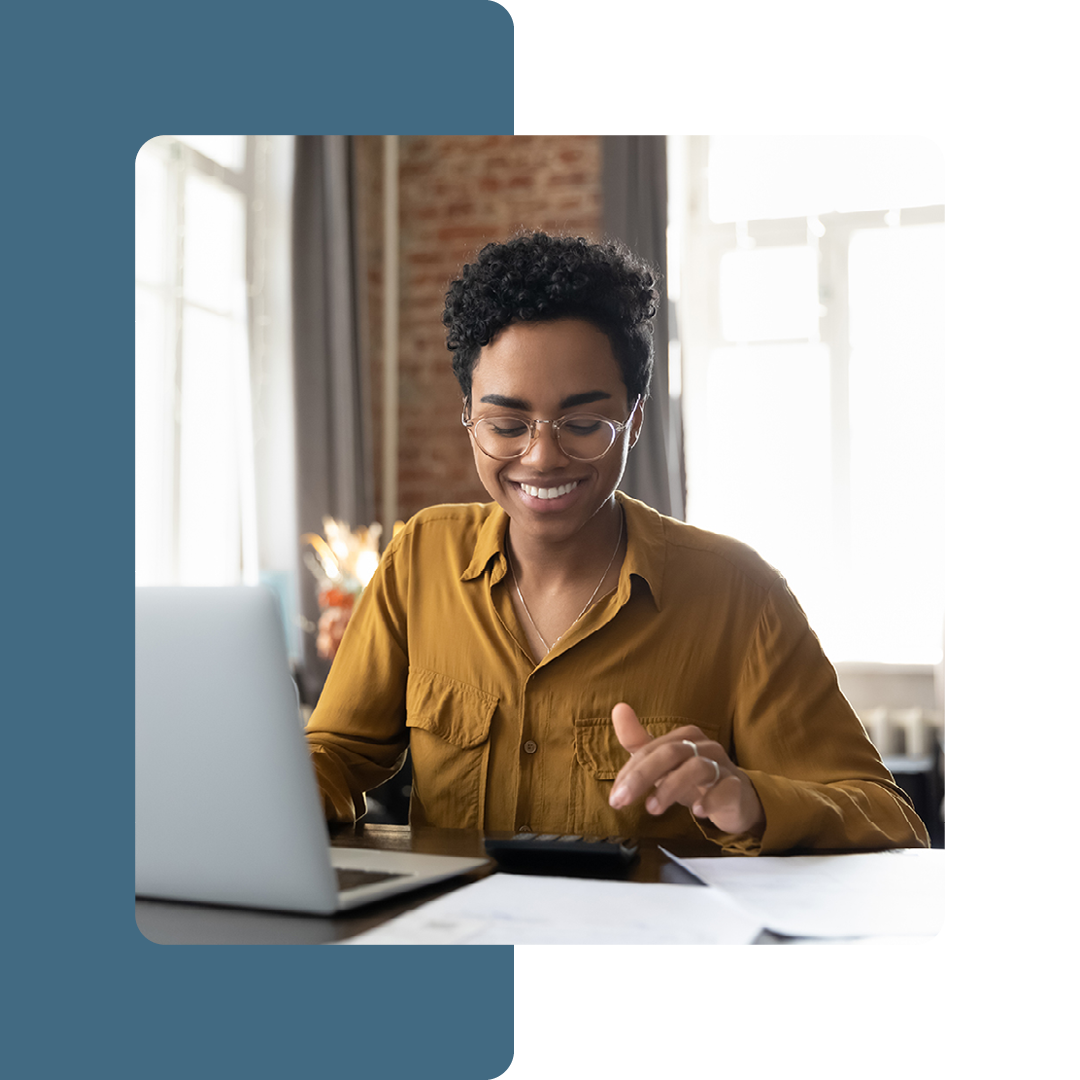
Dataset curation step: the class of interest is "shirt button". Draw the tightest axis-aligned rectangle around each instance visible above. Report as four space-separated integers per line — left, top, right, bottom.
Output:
523 740 538 754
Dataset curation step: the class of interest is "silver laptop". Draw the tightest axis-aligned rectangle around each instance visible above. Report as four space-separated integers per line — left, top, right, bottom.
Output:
135 585 488 915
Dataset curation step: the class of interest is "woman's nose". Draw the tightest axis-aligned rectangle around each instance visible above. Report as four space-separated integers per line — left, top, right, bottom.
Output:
520 421 570 468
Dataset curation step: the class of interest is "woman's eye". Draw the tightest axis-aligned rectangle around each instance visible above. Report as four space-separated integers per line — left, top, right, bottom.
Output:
490 420 528 438
563 419 603 436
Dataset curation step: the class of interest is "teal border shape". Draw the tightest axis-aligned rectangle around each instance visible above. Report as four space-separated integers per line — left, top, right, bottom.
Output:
3 3 514 1079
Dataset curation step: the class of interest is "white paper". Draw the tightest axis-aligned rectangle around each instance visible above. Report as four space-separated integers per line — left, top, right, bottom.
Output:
343 872 763 945
663 847 945 939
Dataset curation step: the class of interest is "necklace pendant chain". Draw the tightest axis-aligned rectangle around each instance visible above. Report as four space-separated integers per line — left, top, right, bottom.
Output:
508 508 625 655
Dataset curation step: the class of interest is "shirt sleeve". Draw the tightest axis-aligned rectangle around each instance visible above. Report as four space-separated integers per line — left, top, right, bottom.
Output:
700 576 930 854
303 547 411 824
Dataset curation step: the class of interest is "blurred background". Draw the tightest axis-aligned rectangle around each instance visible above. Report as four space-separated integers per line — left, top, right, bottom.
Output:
135 133 944 840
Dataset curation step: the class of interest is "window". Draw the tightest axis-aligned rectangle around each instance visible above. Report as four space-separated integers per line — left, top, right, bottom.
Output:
669 135 945 665
135 136 299 649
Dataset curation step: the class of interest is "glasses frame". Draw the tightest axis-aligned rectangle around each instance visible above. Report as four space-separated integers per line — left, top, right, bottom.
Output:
462 396 641 462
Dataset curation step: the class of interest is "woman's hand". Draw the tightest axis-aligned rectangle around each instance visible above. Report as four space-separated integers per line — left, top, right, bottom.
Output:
607 702 765 837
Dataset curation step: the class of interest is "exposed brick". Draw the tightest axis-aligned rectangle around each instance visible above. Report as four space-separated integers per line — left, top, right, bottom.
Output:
356 135 603 521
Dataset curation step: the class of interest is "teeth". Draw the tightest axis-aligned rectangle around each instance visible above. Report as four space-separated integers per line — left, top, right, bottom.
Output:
521 481 580 500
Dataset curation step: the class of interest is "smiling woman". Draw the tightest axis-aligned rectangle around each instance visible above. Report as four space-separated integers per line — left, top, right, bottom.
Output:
303 232 929 854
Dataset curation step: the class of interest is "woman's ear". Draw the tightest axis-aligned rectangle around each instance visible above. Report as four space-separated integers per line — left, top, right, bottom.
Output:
629 399 645 448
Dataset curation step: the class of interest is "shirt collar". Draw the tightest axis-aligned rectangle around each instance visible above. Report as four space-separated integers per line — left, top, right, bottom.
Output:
460 492 667 609
461 504 510 584
615 492 665 610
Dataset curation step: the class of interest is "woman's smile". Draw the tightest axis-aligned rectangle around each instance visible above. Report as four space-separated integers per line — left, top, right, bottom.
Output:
506 475 591 516
515 479 582 502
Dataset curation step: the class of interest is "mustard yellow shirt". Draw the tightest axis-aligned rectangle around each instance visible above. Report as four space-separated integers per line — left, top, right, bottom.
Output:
305 493 928 854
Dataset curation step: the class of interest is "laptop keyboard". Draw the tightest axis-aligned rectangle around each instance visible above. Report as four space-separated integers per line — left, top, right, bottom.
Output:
335 868 407 891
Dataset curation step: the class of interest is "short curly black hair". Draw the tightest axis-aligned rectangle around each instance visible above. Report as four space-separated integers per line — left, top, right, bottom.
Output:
443 231 660 403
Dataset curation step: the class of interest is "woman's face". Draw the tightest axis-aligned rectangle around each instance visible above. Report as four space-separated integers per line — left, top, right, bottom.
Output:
466 318 643 548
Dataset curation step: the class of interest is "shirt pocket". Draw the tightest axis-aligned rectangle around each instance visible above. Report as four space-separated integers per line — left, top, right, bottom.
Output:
570 716 702 838
405 668 499 829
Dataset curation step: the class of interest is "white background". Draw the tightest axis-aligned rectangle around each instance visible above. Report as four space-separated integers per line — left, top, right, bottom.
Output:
498 2 1077 1077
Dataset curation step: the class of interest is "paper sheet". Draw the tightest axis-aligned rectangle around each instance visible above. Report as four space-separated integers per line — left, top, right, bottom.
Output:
344 872 763 945
663 847 945 939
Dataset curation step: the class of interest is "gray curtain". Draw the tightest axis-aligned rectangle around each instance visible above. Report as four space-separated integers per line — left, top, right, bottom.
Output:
602 136 685 520
291 135 375 697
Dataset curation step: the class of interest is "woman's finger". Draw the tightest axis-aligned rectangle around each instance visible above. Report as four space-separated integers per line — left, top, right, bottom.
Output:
692 774 744 817
610 702 653 753
610 738 703 809
646 754 730 815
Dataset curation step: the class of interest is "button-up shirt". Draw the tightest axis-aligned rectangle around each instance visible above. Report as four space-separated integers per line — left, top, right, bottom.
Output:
305 493 928 853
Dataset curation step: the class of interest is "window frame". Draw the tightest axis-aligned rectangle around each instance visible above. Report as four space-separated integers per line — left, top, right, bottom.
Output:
673 135 945 672
135 135 270 586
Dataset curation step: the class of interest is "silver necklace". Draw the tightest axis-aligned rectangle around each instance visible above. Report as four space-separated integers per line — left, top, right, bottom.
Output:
507 508 624 655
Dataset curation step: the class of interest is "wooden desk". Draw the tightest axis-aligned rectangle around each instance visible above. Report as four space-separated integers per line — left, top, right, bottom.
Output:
135 824 721 945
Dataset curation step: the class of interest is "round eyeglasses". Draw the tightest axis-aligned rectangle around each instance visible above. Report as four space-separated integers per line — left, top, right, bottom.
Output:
463 397 640 462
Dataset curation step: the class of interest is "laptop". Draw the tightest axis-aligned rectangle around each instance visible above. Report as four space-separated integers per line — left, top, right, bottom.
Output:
135 585 488 915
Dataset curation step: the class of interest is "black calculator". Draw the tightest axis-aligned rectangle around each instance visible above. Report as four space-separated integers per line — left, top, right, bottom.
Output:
483 833 639 875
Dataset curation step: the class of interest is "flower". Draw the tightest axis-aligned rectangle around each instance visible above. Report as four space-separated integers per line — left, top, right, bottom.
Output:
319 587 353 610
316 605 353 660
302 517 402 659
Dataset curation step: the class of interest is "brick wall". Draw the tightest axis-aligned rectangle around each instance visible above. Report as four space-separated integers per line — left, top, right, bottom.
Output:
357 135 603 525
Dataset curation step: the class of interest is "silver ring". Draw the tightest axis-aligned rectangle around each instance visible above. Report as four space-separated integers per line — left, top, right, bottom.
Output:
680 739 699 757
704 758 722 788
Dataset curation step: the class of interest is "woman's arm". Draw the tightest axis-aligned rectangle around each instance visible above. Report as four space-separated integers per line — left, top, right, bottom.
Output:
608 578 929 853
304 548 411 824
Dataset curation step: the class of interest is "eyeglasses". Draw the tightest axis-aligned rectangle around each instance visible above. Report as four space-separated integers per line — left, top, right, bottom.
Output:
463 397 640 461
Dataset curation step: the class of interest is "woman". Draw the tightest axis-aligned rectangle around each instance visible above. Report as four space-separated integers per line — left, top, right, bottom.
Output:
305 232 928 853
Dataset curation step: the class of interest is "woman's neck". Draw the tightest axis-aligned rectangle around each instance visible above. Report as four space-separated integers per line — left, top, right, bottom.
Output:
505 497 626 661
506 497 625 591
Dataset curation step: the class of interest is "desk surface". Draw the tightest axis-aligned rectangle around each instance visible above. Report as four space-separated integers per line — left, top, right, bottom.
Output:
135 824 724 945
